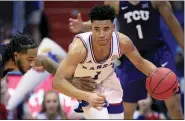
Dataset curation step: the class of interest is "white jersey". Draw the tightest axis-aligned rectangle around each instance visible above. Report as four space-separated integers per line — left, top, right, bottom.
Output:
73 31 121 84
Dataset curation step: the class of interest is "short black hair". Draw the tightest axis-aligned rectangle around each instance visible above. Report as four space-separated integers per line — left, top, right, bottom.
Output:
5 32 37 63
88 4 116 23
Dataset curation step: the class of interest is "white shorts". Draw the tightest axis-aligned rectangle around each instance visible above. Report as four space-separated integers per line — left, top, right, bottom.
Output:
96 72 123 104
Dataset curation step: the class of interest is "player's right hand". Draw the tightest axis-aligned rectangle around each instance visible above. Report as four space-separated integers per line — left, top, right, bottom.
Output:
87 93 106 109
71 77 98 92
69 13 83 33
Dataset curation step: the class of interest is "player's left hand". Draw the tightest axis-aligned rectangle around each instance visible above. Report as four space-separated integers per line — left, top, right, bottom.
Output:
71 77 98 92
69 13 83 33
176 83 180 92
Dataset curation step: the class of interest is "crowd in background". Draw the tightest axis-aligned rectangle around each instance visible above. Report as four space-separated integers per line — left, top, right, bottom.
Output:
0 1 184 120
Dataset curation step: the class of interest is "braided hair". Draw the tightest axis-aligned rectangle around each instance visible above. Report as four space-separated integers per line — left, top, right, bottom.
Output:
5 32 37 63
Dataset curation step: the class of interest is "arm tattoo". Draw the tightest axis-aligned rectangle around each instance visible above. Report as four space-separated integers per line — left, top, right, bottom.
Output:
37 55 59 75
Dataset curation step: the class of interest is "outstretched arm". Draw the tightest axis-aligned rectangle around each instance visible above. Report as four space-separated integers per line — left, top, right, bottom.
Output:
154 1 184 50
69 13 91 33
35 53 97 92
119 32 157 76
34 55 59 75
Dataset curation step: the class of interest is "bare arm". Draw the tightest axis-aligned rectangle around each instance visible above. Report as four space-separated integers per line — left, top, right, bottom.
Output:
82 20 91 32
153 1 184 50
52 38 105 106
69 13 91 33
119 32 157 76
53 38 89 99
35 55 60 75
35 52 97 92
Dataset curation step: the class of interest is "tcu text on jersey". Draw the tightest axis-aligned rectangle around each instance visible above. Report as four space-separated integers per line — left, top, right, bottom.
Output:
124 10 150 23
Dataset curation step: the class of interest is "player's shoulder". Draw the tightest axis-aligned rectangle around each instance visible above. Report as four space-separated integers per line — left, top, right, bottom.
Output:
115 31 134 54
69 36 87 59
116 31 131 44
76 32 92 39
151 1 169 9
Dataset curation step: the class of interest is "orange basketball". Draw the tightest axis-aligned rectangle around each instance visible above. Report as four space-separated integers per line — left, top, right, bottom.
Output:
146 67 178 100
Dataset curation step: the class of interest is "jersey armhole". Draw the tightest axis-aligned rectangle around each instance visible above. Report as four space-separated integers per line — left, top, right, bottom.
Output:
75 36 88 64
114 32 122 57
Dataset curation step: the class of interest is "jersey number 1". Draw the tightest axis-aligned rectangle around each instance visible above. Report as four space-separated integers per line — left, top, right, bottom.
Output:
136 24 143 39
92 71 101 80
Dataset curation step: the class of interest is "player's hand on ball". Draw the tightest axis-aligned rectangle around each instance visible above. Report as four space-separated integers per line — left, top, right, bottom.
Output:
87 93 106 109
176 83 180 92
71 77 98 92
69 13 83 33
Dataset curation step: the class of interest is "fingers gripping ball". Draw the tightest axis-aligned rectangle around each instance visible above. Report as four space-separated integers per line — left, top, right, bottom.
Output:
146 68 179 100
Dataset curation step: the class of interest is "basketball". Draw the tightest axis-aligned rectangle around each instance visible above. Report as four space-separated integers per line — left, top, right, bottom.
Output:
146 67 179 100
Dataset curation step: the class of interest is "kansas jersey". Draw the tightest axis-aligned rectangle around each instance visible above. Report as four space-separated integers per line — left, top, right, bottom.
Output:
117 1 164 51
73 32 121 84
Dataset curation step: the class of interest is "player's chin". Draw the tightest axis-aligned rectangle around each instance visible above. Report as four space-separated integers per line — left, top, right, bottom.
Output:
22 68 31 74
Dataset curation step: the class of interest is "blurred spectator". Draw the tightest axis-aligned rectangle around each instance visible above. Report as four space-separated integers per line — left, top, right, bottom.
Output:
1 36 11 45
134 95 166 120
175 46 184 78
0 103 8 119
0 76 9 119
171 1 184 12
0 38 10 119
175 46 184 114
36 90 67 119
0 76 10 106
0 19 12 43
26 10 50 46
27 10 42 45
13 93 33 120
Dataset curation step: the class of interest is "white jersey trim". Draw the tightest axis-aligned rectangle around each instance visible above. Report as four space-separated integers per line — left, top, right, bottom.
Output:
114 31 122 57
75 35 88 64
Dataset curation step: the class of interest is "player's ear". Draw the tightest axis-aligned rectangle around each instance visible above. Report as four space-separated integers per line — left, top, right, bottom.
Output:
13 52 20 61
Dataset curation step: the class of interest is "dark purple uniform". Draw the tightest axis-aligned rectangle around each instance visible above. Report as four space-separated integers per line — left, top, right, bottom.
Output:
115 1 178 103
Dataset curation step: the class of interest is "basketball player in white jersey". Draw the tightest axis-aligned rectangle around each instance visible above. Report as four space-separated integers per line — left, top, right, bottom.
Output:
53 4 158 119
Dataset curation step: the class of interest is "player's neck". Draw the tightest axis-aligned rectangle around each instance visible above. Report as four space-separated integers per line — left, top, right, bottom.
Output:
5 59 17 70
92 39 111 52
128 0 140 5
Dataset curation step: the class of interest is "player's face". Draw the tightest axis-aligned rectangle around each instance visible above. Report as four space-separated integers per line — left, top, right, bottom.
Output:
14 48 38 74
91 20 114 46
45 92 59 115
